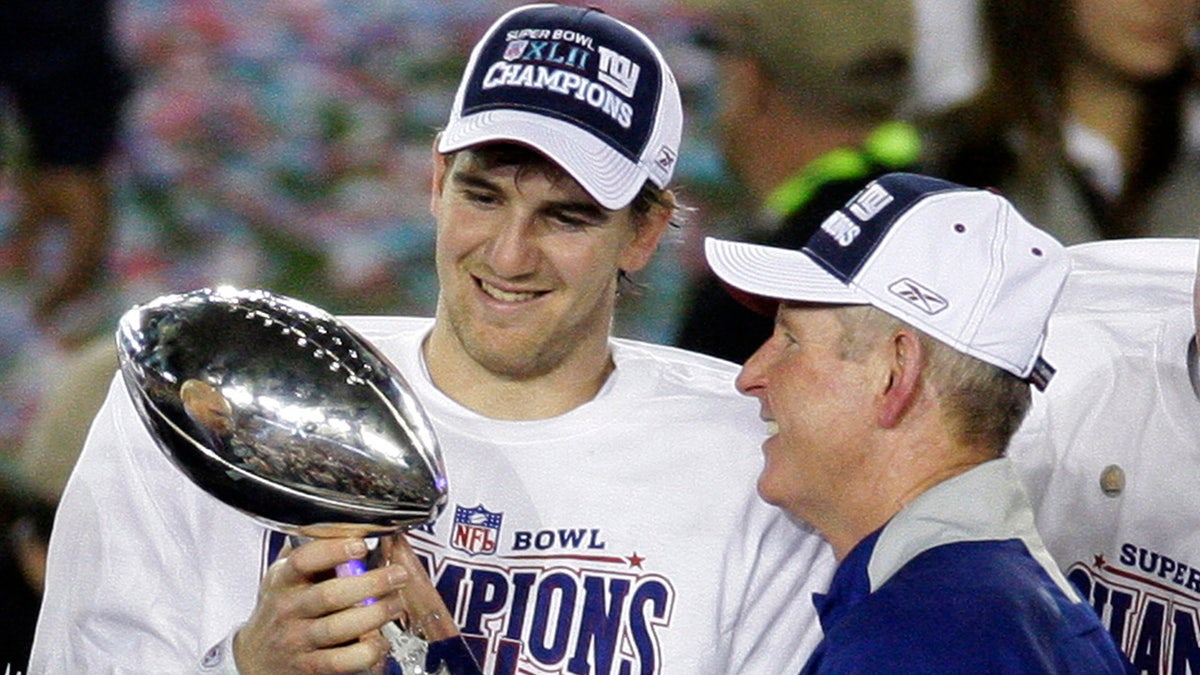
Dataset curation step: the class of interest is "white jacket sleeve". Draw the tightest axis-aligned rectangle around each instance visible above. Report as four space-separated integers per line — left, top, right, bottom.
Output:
29 376 263 674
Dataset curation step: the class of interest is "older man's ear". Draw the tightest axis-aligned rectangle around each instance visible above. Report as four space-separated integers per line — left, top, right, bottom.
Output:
877 328 925 429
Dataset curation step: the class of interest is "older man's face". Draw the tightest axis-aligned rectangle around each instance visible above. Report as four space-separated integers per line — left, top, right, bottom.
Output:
735 303 879 522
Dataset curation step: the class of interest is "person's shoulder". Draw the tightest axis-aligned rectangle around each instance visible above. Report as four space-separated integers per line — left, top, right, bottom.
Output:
828 541 1109 670
610 337 751 403
1037 238 1194 378
884 541 1128 672
1057 238 1196 316
612 337 741 378
1065 237 1197 272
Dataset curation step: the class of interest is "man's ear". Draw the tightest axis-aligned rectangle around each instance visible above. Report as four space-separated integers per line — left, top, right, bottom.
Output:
430 136 449 217
617 195 672 274
878 328 924 428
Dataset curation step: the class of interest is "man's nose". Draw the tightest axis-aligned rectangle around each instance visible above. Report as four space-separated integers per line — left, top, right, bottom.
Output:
485 216 538 277
736 344 770 398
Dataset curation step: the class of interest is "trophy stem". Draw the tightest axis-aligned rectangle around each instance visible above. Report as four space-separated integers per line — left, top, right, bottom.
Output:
383 621 437 674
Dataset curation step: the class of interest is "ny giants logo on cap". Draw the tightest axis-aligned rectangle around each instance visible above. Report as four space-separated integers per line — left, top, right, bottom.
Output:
818 182 899 247
809 180 909 280
848 182 896 222
810 177 959 315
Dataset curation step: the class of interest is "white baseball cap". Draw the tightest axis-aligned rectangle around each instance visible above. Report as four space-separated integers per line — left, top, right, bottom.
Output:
705 173 1069 389
438 3 683 211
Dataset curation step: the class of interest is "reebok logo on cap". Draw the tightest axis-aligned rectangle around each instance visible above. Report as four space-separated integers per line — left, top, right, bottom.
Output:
889 278 949 316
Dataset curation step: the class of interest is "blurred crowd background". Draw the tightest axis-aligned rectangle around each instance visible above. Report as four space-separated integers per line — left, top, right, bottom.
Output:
0 0 1196 669
0 0 701 455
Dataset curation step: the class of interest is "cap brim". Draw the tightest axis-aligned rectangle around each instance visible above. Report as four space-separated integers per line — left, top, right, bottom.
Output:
438 109 648 211
704 237 869 308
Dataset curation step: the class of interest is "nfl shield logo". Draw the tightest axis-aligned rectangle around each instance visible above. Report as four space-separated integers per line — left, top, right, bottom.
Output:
452 504 503 556
503 40 527 61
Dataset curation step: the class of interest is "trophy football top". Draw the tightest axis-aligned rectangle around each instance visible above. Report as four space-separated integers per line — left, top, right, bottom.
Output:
116 286 448 536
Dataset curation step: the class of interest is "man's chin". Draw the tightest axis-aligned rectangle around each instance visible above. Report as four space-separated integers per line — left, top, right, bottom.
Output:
461 333 557 380
756 477 783 508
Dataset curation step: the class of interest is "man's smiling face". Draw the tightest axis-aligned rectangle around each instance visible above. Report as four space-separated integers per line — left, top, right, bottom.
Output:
429 146 663 381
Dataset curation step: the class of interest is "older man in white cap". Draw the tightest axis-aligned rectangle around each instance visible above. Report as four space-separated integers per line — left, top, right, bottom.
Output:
706 172 1132 672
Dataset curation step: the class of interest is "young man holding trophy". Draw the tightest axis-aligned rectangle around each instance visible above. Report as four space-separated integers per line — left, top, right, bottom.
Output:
31 4 834 674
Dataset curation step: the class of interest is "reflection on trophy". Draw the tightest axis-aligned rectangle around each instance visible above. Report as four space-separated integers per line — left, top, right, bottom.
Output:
115 286 448 671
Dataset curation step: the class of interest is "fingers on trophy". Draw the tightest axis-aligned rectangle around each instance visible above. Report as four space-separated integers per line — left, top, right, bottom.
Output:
117 287 450 673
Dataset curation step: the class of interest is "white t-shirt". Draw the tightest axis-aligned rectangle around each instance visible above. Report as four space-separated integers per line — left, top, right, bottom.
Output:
1008 238 1200 674
31 317 835 674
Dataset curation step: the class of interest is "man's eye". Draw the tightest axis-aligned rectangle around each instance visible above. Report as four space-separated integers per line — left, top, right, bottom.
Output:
554 214 590 228
548 210 601 229
463 189 499 206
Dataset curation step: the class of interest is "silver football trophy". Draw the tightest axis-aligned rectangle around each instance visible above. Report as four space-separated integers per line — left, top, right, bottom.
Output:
116 286 448 672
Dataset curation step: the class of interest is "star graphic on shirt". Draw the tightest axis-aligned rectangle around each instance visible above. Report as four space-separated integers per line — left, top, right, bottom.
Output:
628 552 645 569
1093 554 1107 570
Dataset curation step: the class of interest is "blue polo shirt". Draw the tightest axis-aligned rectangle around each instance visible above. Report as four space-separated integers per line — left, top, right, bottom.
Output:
800 459 1133 674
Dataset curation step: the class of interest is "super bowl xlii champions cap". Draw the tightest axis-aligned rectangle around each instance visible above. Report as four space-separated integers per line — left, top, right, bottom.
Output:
705 173 1069 390
437 3 683 211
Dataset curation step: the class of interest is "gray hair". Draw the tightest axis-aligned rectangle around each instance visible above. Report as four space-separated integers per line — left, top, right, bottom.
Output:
832 305 1031 455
